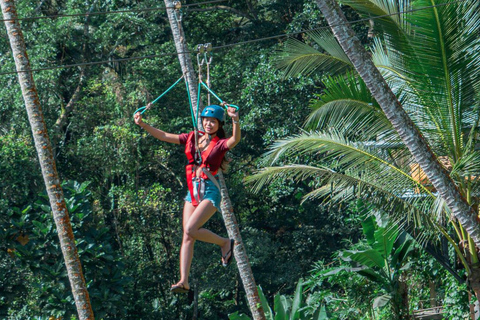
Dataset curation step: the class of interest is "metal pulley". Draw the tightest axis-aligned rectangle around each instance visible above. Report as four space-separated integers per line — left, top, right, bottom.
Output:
197 44 206 54
204 43 213 64
173 1 182 10
197 44 206 66
173 1 182 22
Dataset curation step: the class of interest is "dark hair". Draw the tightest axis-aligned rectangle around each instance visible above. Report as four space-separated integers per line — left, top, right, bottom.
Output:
216 125 226 139
201 118 230 171
216 124 230 171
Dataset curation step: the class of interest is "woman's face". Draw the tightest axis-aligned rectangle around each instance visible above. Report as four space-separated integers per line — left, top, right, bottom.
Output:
202 117 219 135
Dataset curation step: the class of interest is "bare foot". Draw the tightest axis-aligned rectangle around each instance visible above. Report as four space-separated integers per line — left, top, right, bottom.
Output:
171 281 190 293
221 239 234 266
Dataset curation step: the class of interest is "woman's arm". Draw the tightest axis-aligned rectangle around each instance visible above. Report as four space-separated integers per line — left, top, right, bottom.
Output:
226 106 241 149
134 109 181 144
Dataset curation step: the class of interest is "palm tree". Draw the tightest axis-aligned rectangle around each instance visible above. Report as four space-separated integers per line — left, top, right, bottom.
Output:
1 1 94 319
249 0 480 301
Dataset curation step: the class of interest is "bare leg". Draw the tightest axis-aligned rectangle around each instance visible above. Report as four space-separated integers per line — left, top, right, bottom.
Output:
173 200 230 290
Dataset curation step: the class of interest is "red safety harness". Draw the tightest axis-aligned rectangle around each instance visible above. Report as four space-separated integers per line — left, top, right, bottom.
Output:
185 131 220 206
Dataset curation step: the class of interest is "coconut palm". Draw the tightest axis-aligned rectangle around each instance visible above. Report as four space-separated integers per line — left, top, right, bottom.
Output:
248 0 480 301
1 1 94 319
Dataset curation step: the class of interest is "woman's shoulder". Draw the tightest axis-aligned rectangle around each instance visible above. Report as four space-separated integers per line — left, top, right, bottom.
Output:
179 131 193 144
214 137 230 151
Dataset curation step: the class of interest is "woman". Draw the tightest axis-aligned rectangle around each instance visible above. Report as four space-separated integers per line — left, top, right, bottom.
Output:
134 104 240 293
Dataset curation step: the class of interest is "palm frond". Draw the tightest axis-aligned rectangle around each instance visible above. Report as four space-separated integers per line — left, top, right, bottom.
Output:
244 164 332 194
262 131 432 199
247 163 439 240
451 151 480 178
342 0 415 57
398 0 480 160
275 30 353 78
305 73 395 141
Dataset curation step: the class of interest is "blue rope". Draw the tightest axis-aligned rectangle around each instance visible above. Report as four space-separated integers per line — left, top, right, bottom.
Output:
196 81 202 128
184 76 198 131
199 81 239 110
133 75 184 116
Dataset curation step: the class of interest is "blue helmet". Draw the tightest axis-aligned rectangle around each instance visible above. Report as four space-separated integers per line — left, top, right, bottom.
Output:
201 105 225 123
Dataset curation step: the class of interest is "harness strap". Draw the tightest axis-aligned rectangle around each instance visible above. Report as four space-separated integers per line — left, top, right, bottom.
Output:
202 167 221 191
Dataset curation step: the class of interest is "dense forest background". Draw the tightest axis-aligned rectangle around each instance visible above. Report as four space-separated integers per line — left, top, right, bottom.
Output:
0 0 474 319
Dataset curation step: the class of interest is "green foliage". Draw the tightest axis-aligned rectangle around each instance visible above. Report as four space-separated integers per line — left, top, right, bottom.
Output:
322 215 416 318
1 181 129 319
251 0 480 312
443 277 470 319
0 133 43 206
2 0 473 318
229 281 328 320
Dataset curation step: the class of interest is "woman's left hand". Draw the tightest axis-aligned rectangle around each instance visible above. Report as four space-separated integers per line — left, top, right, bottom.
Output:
226 106 239 120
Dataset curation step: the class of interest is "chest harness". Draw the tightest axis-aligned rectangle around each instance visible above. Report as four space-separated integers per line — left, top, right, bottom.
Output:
184 131 221 206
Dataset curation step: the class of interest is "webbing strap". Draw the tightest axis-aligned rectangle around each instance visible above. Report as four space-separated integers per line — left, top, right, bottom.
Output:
202 168 221 191
133 75 184 116
199 81 239 110
184 75 198 131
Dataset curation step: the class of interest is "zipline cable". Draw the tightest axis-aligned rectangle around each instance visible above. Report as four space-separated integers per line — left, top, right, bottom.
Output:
213 0 470 50
0 0 227 22
0 0 469 77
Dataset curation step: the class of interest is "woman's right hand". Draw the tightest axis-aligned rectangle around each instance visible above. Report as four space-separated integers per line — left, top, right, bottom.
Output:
134 112 144 127
134 103 153 127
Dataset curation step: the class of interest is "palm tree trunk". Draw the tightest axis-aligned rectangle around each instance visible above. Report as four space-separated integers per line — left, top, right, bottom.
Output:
163 1 265 319
315 0 480 251
217 171 266 320
1 1 94 319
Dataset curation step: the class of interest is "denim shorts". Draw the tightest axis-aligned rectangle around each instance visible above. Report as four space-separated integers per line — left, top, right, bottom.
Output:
184 178 222 210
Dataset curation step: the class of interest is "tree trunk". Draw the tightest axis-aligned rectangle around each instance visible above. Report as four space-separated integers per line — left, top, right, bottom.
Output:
470 267 480 317
315 0 480 257
163 1 265 319
1 1 94 319
429 280 436 307
398 278 409 319
218 171 266 320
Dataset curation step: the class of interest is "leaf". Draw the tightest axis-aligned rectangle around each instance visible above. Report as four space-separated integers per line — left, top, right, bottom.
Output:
275 30 352 78
348 249 385 268
277 294 292 319
274 294 288 320
40 204 51 213
290 279 304 320
313 304 328 320
357 269 386 284
373 294 392 309
322 266 348 276
257 286 274 320
361 216 376 246
372 225 398 258
32 220 48 235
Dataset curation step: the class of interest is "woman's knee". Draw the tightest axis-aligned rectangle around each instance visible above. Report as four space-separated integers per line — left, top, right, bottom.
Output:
184 226 199 240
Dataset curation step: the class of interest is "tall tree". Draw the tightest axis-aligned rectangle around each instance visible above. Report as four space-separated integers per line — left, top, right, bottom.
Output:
250 0 480 305
312 0 480 248
163 1 265 319
0 1 94 319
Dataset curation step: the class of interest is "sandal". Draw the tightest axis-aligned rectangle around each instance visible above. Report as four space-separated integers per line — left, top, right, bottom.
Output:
170 283 190 294
222 239 235 267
